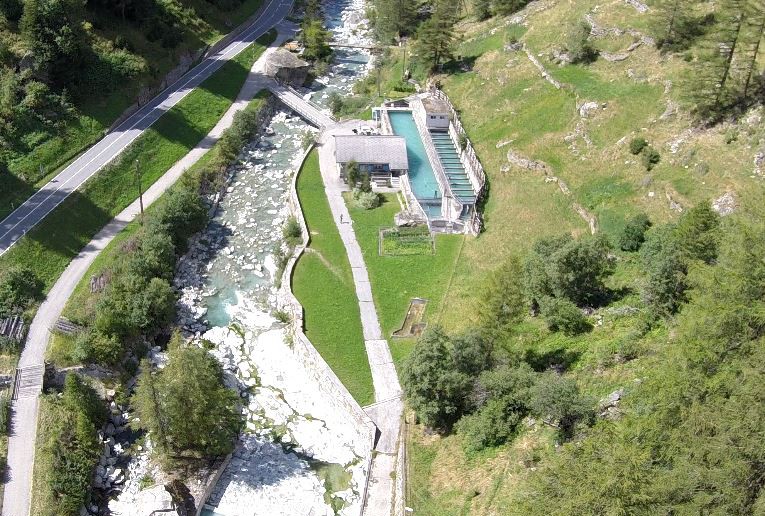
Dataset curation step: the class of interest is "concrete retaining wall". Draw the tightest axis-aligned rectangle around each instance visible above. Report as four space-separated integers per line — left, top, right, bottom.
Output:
277 144 378 515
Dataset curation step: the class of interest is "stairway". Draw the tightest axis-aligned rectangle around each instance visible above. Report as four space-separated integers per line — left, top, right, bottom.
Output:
429 131 476 204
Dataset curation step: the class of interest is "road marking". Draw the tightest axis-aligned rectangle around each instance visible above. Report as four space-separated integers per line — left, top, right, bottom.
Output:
0 0 284 255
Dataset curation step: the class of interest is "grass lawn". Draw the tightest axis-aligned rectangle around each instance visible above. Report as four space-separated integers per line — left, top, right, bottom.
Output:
47 93 270 368
292 151 374 406
344 194 463 370
0 33 275 291
0 0 267 221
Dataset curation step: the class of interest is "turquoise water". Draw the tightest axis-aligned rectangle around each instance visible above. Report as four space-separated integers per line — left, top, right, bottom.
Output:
388 111 443 204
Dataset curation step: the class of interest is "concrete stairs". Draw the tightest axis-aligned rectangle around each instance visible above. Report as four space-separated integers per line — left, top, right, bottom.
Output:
429 131 476 204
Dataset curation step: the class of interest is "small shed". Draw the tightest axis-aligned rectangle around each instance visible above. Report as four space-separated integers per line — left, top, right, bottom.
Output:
422 97 450 130
264 48 310 86
335 135 409 178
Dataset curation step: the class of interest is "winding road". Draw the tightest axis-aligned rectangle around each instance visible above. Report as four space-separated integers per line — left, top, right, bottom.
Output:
0 11 294 516
0 0 293 257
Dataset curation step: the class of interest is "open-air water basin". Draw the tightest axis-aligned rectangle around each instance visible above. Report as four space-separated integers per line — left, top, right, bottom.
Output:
387 110 444 212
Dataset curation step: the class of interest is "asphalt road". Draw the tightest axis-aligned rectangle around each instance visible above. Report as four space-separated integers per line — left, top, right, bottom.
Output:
0 10 293 516
0 0 293 257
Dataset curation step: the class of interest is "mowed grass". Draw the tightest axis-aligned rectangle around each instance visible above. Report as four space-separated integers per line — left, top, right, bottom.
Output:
292 151 373 406
47 93 270 367
345 194 463 369
0 34 274 291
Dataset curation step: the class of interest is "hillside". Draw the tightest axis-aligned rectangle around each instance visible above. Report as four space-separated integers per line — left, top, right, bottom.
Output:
364 0 765 513
0 0 263 219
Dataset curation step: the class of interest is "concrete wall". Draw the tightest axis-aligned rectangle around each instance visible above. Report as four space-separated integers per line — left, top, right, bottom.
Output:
276 144 378 515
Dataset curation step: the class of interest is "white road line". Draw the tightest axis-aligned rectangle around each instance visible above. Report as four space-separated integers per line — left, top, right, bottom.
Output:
0 0 285 254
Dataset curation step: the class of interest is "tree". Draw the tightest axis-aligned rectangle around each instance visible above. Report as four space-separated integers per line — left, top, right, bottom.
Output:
149 187 208 253
476 257 526 340
402 327 471 429
124 230 175 280
414 0 458 71
525 234 614 308
372 0 416 42
565 20 598 64
472 0 491 21
493 0 529 17
675 200 720 264
0 0 23 21
641 225 688 316
95 275 175 340
529 373 591 437
133 346 242 458
456 363 536 452
539 297 592 335
653 0 709 51
618 213 652 252
0 265 43 316
301 19 332 62
452 330 493 376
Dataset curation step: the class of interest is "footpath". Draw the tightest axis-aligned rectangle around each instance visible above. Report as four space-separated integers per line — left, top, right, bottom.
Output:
316 123 405 515
1 27 295 516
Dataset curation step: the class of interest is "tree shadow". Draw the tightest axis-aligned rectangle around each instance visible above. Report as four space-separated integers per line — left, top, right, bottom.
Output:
0 172 37 221
523 348 582 373
203 436 323 508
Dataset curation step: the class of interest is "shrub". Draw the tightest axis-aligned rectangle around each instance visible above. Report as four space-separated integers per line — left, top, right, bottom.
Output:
0 265 43 316
282 216 302 246
675 200 720 264
0 391 9 433
629 137 648 155
529 373 591 437
345 159 360 186
328 92 344 115
452 330 493 376
72 330 122 366
641 146 661 170
95 275 175 340
149 188 208 253
539 297 592 335
618 213 651 252
353 189 381 210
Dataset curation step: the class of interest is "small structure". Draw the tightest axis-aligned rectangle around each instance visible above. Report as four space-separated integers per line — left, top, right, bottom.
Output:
334 135 409 187
421 97 450 130
263 48 310 86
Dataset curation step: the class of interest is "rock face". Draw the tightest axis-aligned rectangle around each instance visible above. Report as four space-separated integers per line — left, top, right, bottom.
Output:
712 191 737 216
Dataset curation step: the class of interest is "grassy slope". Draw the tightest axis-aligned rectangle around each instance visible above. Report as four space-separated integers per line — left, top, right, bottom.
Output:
0 0 265 220
389 1 765 514
46 92 270 367
292 151 374 406
344 194 463 370
0 37 272 290
29 397 58 516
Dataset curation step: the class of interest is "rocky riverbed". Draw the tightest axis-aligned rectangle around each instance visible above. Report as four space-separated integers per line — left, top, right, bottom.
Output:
108 0 376 514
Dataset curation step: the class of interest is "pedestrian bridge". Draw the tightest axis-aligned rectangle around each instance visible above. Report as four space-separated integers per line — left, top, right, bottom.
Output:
266 81 336 129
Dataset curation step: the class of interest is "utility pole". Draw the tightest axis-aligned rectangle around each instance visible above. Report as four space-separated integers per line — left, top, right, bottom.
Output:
135 158 144 223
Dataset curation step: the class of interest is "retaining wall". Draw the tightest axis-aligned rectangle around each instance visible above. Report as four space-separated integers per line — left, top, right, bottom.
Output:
277 144 378 515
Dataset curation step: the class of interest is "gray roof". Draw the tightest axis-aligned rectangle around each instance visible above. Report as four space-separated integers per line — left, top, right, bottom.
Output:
334 135 409 170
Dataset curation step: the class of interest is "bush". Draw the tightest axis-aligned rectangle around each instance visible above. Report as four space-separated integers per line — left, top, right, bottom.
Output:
618 213 651 252
328 92 344 115
452 330 493 376
629 137 648 155
353 189 381 210
529 373 591 437
0 265 43 316
565 20 598 64
539 297 592 335
72 330 122 366
283 216 302 246
95 275 175 340
149 188 208 253
675 201 720 264
641 146 661 170
0 391 9 433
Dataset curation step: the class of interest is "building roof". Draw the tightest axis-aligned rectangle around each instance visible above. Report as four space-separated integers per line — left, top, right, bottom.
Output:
334 135 409 170
422 97 450 114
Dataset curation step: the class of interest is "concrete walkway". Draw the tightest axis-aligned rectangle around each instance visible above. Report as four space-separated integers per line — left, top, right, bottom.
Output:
316 123 404 516
1 27 295 516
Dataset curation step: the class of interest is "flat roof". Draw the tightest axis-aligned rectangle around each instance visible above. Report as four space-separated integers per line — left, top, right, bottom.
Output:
335 135 409 170
422 97 450 114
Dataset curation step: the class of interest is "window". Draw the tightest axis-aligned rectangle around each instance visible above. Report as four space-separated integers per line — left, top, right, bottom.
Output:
430 115 436 119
